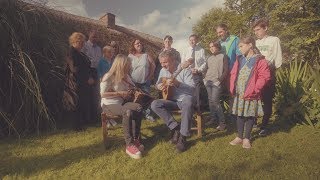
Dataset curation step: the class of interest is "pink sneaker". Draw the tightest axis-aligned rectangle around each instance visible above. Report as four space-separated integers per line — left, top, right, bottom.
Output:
126 145 141 159
229 137 243 145
134 138 145 152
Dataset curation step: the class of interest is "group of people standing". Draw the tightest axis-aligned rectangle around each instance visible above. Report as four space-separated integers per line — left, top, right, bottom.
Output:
64 17 282 159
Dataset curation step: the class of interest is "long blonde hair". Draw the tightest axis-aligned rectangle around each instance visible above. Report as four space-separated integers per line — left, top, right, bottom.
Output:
102 54 131 85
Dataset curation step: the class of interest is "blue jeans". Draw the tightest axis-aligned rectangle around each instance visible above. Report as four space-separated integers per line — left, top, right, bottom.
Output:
205 83 225 124
151 96 194 137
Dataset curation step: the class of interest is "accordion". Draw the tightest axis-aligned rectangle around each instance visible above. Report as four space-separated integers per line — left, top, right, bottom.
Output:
125 88 154 109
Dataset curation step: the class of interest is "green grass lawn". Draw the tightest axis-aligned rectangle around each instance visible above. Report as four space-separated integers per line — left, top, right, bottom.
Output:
1 117 320 179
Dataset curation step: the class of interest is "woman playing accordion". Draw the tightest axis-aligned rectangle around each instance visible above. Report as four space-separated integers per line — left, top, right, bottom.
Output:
100 54 144 159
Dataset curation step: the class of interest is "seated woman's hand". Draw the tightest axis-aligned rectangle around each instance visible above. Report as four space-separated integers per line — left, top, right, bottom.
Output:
122 90 134 101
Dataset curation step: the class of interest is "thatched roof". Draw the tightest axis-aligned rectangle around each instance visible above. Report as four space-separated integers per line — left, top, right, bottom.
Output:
19 1 163 52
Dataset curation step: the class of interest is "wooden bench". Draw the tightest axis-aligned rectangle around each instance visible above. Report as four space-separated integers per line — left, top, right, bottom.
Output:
170 110 203 138
101 112 121 149
101 109 203 148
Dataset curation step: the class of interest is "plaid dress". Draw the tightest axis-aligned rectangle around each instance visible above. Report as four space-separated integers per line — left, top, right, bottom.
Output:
231 58 264 117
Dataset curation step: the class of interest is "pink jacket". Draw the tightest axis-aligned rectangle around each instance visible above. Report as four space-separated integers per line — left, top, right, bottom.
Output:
229 55 271 100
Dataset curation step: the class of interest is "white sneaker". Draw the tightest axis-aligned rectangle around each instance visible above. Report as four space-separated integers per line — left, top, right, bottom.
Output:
146 115 155 122
216 123 226 131
109 119 118 126
229 137 243 145
107 121 111 128
242 138 252 149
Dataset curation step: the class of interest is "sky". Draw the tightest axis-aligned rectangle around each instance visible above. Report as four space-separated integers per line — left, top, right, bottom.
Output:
29 0 225 52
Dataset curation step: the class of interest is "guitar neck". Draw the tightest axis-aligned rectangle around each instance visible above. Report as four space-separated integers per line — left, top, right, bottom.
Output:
170 65 184 80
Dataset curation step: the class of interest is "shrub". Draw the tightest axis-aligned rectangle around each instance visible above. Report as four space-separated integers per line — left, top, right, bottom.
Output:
275 59 320 127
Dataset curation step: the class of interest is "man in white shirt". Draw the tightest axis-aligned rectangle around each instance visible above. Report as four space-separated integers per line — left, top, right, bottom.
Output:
82 30 102 124
181 34 206 111
253 18 283 136
83 30 102 69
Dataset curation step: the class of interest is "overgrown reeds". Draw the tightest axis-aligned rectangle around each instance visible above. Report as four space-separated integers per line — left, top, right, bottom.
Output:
0 0 65 136
0 0 162 137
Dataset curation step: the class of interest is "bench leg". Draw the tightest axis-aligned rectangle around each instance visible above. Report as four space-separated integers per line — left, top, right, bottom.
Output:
101 113 108 149
196 114 202 138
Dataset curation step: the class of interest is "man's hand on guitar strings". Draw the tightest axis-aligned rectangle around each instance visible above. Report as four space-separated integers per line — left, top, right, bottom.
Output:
157 83 165 91
167 79 180 87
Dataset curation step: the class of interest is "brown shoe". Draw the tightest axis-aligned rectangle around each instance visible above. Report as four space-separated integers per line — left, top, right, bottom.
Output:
176 135 186 153
170 129 180 144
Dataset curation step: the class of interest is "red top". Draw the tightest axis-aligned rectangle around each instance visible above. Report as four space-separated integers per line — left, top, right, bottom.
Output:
229 55 271 100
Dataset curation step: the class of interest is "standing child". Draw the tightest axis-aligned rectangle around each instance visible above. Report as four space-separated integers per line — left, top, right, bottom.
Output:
204 41 228 130
229 37 270 149
253 18 282 136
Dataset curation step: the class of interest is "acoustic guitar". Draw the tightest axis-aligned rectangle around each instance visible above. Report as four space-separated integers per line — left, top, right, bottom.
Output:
161 66 184 100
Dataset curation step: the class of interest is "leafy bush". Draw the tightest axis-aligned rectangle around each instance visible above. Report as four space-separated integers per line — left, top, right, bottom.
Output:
275 59 320 127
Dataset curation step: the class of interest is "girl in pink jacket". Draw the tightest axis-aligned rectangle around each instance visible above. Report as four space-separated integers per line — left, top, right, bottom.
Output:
229 36 271 149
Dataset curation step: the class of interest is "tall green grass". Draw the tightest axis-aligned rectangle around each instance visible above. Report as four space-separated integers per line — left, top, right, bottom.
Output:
0 121 319 179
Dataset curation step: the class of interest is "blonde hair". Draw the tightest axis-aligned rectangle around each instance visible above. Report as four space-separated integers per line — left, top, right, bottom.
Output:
68 32 85 46
102 54 131 84
102 45 114 57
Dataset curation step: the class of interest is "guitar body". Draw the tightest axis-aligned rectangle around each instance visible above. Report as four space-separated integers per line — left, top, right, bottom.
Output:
161 77 175 100
160 65 184 100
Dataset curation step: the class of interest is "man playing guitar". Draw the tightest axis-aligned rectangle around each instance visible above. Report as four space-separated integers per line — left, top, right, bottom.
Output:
151 50 195 153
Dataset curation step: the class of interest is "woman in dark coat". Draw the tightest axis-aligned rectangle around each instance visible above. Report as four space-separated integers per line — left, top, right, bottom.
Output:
63 32 95 131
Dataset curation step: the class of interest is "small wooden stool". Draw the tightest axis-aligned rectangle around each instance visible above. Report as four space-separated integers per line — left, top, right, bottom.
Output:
171 110 203 137
101 112 121 148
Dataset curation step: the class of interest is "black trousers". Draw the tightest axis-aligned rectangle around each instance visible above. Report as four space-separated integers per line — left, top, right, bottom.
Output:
261 68 276 129
193 74 204 112
75 85 91 129
89 69 100 124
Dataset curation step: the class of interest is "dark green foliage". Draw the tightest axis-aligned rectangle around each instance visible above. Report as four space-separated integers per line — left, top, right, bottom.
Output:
275 59 320 127
194 0 320 63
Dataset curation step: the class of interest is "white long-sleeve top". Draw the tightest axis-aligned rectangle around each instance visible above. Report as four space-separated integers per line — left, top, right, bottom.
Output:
256 36 282 69
181 45 206 73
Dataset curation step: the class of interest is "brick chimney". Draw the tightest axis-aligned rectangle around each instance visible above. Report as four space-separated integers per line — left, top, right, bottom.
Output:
99 13 115 28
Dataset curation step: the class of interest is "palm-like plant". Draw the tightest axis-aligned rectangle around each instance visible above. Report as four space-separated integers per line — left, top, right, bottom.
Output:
275 59 320 127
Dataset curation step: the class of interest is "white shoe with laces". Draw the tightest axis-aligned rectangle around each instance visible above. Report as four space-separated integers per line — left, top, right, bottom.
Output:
242 138 252 149
229 137 243 145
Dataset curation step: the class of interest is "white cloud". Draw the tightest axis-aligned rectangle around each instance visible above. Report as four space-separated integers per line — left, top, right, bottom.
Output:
120 0 224 53
28 0 89 17
141 10 162 28
48 0 88 17
28 0 225 54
